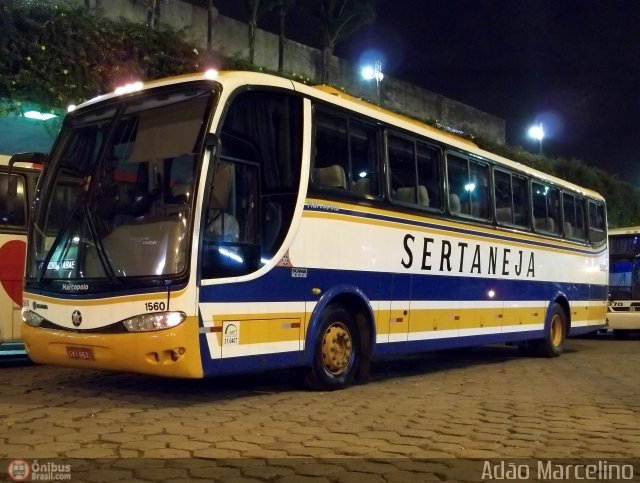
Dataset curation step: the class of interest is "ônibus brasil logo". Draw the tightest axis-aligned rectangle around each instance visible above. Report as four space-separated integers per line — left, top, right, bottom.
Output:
7 459 72 481
7 459 30 481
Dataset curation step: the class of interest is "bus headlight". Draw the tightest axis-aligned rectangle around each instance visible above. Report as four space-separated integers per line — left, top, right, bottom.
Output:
122 312 186 332
22 309 44 327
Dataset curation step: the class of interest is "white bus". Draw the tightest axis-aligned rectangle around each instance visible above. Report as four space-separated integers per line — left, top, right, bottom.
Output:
607 226 640 338
20 71 607 389
0 155 43 352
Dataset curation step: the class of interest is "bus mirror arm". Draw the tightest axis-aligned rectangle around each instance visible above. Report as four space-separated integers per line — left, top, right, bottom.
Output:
205 133 219 151
8 152 47 171
5 152 46 222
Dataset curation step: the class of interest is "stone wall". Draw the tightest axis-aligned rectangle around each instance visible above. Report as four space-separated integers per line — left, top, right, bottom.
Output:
88 0 505 143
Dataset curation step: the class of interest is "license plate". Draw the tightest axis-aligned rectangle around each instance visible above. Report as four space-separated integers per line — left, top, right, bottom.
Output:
66 346 95 361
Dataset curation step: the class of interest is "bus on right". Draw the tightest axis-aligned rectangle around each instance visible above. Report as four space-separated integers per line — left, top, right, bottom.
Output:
608 226 640 338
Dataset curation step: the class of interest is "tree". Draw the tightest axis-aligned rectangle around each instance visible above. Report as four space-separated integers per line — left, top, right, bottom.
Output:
207 0 214 51
276 0 298 72
146 0 161 30
314 0 375 83
242 0 280 65
0 0 210 111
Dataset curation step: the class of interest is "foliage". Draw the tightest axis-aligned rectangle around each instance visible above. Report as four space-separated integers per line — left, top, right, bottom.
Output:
242 0 281 64
475 137 640 227
313 0 375 82
0 0 215 113
2 0 639 226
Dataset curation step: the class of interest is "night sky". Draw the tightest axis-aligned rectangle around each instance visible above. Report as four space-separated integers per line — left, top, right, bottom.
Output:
213 0 640 184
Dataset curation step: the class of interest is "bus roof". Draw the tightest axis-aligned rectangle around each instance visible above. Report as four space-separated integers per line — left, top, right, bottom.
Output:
609 226 640 236
73 70 603 201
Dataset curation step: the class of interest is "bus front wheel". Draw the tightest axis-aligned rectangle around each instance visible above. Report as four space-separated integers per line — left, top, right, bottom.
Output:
532 303 566 357
306 305 361 391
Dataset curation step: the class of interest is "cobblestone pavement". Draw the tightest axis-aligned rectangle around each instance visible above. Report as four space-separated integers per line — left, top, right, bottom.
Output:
1 332 639 481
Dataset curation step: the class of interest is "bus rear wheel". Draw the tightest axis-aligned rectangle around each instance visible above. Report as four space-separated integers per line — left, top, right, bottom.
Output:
532 303 566 357
306 305 360 391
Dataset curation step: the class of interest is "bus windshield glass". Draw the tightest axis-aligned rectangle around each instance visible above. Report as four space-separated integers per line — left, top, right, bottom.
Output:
609 234 640 300
26 87 214 284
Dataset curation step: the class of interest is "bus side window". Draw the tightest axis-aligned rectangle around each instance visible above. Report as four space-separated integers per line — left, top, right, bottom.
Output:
574 198 586 240
494 170 513 224
446 153 490 221
349 120 379 197
532 181 560 234
0 172 27 227
562 192 587 241
588 200 606 244
313 111 348 190
447 154 469 215
388 134 417 204
469 160 489 220
417 142 441 209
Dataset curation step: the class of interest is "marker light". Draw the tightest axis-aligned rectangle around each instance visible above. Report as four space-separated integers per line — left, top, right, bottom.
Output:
205 69 219 80
114 81 144 95
122 311 186 332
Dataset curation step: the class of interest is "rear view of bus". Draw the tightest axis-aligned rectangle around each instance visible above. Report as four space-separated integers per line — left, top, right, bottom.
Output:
608 227 640 338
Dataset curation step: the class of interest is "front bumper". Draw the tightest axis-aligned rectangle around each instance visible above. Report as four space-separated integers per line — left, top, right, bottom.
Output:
22 316 203 378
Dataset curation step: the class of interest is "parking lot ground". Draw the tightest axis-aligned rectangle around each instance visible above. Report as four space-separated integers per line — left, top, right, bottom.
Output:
0 332 639 481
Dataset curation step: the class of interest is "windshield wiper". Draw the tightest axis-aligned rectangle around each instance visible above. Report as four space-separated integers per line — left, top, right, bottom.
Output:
37 202 119 285
83 204 119 285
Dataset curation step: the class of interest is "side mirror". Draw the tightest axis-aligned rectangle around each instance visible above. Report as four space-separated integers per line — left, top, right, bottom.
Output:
9 152 47 168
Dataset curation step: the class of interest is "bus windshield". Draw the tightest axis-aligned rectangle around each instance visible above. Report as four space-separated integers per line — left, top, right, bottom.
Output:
26 86 214 285
609 234 640 300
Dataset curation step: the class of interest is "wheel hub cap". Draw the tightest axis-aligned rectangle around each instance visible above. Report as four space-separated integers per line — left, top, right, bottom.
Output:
322 322 352 375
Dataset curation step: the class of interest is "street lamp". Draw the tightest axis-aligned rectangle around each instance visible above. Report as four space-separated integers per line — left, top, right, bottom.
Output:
528 122 544 155
361 60 384 105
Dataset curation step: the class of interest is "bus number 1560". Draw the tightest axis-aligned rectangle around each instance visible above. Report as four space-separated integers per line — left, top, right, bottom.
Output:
145 302 166 311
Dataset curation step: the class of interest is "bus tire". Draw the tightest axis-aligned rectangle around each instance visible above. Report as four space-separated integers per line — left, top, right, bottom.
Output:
532 303 566 357
306 305 360 391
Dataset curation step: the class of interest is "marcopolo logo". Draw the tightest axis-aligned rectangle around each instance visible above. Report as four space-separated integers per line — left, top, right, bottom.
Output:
71 310 83 327
7 459 72 481
61 283 89 292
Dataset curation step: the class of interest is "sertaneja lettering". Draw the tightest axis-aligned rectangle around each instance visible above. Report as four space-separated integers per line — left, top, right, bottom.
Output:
401 234 535 278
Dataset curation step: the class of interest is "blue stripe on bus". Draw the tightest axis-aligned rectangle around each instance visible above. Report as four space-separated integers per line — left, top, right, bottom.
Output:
199 266 607 304
305 205 607 256
196 328 546 377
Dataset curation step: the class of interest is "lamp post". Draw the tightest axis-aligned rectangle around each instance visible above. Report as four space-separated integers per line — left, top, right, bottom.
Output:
361 60 384 105
528 122 544 155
